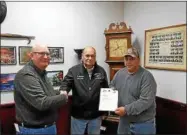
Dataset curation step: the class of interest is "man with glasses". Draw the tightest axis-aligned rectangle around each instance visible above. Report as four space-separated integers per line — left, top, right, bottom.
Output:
60 46 109 134
14 44 68 134
110 47 157 134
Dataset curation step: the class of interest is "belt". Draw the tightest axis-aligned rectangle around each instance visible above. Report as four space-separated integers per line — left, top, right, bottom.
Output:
17 122 55 129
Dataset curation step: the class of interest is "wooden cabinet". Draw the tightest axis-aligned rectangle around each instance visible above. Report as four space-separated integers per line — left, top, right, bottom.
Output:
104 22 133 80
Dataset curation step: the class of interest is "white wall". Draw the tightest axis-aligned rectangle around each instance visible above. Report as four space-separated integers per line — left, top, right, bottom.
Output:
123 2 186 103
1 2 124 104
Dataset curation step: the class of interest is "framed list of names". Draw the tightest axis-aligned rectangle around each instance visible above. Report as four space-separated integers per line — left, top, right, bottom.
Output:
144 24 186 71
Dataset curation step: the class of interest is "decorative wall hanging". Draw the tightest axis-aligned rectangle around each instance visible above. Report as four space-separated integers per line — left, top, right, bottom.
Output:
48 47 64 64
144 24 186 71
0 46 17 65
46 70 63 90
19 46 32 65
0 73 16 92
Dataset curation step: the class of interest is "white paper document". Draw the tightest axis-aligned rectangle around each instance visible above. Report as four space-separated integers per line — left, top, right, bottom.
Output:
14 123 20 132
99 88 118 111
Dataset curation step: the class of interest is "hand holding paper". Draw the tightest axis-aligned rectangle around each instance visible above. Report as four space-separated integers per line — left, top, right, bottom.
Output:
99 88 118 111
115 106 126 116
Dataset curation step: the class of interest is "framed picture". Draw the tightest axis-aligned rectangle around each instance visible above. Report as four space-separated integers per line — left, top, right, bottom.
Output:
0 46 16 65
46 70 63 89
144 24 186 71
19 46 32 65
0 73 16 92
48 47 64 64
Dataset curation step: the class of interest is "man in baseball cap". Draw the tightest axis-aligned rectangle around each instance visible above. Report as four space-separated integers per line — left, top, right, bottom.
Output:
123 47 140 73
110 46 157 134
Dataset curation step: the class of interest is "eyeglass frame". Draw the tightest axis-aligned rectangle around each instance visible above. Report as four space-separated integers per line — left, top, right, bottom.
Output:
33 52 51 57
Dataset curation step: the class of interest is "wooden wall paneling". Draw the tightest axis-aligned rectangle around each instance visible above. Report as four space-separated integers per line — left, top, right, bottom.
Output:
0 103 16 134
0 96 186 134
156 96 187 134
0 97 72 135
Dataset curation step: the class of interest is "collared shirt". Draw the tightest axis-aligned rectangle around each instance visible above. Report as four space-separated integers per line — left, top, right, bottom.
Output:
83 65 94 80
14 60 67 126
87 67 94 80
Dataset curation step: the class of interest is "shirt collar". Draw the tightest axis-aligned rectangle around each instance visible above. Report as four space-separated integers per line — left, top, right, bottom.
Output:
127 66 141 75
29 60 47 76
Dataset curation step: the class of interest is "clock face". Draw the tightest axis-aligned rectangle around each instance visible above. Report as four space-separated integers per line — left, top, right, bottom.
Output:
109 38 127 57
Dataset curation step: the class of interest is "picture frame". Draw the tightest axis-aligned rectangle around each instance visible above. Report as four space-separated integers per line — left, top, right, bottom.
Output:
46 70 63 90
144 24 186 71
0 73 16 92
48 47 64 64
0 46 17 65
19 46 32 65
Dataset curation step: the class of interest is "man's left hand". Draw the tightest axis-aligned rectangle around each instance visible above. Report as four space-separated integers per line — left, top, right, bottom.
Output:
115 107 126 116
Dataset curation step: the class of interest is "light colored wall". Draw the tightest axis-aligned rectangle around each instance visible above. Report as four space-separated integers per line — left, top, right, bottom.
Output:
123 2 186 103
1 2 124 104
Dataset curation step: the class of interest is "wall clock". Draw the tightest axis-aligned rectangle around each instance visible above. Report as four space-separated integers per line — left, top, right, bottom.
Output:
104 22 133 80
109 38 127 57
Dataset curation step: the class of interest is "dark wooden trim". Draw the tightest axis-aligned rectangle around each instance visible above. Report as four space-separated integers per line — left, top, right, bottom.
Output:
0 102 15 108
156 96 186 111
0 96 186 134
156 96 187 134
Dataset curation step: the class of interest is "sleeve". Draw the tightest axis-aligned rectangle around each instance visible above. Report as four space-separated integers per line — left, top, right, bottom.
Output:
125 72 157 115
59 68 74 93
15 73 67 111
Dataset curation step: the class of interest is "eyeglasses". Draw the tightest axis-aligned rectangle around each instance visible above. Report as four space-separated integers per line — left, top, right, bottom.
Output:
33 52 50 57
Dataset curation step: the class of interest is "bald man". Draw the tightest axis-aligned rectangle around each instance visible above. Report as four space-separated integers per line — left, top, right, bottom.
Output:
14 44 68 135
60 46 109 134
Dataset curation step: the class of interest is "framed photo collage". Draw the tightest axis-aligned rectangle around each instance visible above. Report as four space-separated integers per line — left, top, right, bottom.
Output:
144 24 186 71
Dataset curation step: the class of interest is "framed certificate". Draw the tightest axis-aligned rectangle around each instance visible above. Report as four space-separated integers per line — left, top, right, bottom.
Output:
99 88 118 111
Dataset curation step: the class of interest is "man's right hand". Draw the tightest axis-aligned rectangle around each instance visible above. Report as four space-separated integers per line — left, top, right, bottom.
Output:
60 91 68 101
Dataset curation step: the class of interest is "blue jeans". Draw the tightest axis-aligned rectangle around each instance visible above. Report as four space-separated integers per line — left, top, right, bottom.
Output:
71 116 102 134
118 118 156 134
16 124 57 135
